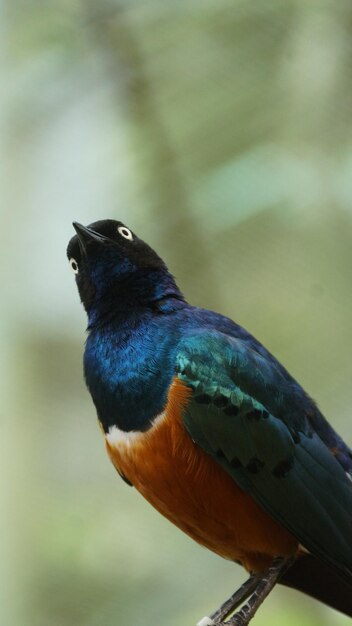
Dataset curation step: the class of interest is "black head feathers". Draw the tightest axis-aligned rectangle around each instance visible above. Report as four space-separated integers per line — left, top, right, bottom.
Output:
67 219 184 322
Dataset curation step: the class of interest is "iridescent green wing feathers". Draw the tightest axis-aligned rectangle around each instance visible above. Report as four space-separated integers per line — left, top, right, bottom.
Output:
176 330 352 580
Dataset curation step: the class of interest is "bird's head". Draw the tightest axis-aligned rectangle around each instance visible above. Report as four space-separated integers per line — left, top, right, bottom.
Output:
67 219 184 325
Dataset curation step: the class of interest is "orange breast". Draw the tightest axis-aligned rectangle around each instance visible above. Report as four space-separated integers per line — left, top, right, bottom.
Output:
104 378 298 572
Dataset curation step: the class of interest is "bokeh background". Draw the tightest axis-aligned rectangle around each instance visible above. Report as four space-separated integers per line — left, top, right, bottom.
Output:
2 1 352 625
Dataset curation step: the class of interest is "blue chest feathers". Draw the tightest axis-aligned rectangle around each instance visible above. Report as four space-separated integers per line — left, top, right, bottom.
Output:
84 318 179 432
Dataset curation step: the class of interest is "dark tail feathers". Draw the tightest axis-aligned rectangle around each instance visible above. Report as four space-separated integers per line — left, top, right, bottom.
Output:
280 553 352 617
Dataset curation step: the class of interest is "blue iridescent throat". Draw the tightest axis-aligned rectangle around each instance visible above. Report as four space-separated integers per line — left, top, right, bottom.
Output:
84 305 185 433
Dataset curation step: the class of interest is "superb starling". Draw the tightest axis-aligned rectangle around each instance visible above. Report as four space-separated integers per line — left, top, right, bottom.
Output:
67 219 352 625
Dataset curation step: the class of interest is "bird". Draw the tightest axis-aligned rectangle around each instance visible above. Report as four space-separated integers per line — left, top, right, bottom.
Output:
67 219 352 626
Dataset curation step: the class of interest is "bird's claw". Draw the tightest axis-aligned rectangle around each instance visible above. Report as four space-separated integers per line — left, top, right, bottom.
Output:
196 618 216 626
196 616 247 626
196 612 251 626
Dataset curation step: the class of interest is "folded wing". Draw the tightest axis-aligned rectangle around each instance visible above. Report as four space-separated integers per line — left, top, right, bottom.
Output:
176 329 352 581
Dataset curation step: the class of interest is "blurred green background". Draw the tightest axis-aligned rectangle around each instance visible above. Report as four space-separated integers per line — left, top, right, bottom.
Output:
2 1 352 625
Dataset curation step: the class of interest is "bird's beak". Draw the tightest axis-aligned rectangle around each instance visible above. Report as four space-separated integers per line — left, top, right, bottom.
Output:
73 222 108 254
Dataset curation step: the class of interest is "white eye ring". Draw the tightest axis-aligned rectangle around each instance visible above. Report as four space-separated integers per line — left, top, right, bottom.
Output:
117 226 133 241
70 258 79 274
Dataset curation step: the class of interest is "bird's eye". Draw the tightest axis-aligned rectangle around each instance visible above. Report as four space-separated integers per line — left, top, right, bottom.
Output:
70 258 79 274
117 226 133 241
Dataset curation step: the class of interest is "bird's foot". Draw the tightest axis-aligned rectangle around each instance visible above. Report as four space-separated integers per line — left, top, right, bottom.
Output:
197 556 294 626
225 609 249 626
196 616 245 626
204 573 259 624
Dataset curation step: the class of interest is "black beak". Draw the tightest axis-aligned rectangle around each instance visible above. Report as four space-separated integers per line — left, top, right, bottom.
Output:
73 222 108 253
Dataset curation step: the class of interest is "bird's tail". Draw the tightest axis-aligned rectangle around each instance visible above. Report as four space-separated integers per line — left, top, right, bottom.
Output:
280 553 352 617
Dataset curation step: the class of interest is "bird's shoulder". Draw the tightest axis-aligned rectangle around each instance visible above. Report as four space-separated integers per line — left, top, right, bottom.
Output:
175 306 352 474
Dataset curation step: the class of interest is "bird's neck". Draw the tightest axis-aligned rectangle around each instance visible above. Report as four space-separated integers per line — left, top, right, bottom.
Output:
87 271 185 328
84 309 183 433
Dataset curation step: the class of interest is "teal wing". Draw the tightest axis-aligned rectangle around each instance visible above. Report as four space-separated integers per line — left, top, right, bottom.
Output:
176 330 352 580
